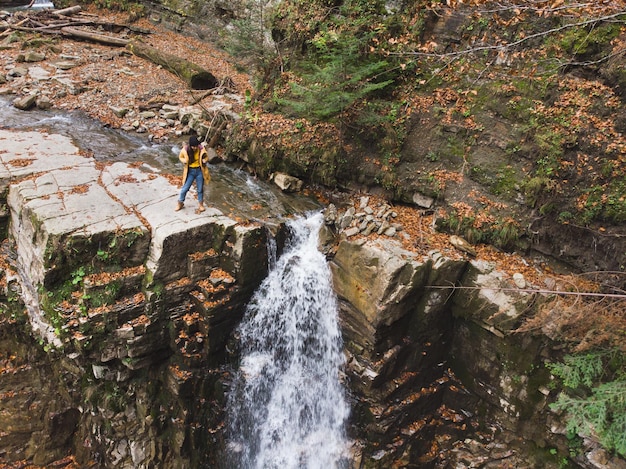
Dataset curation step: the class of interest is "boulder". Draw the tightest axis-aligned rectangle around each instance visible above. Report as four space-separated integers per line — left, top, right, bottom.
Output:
412 191 434 209
272 172 303 192
331 237 465 353
13 93 37 110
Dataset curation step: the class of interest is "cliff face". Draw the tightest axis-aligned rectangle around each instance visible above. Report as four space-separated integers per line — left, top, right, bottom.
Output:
326 225 550 467
0 128 271 467
323 203 625 468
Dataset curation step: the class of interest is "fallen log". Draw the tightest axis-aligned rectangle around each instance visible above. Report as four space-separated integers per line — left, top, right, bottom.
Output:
53 5 82 16
0 17 28 36
126 39 218 90
60 26 130 47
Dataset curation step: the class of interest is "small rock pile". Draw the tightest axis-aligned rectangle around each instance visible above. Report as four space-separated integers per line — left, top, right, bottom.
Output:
324 196 404 240
1 51 240 143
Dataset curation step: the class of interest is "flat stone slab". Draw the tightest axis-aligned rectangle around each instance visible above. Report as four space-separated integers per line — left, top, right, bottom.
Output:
0 129 88 182
3 135 149 286
9 164 142 237
100 161 238 282
0 128 242 286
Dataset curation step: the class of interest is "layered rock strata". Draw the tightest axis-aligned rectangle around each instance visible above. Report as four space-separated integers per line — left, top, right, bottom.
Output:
324 214 615 468
0 128 269 466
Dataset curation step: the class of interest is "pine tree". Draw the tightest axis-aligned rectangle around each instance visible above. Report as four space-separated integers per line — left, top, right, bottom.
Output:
277 29 394 121
548 350 626 457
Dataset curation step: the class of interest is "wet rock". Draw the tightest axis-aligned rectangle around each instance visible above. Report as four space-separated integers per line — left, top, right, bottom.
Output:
272 172 303 192
12 93 37 110
205 146 221 163
48 408 81 449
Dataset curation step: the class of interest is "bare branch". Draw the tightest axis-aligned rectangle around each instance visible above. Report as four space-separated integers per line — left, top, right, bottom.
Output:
390 11 626 59
426 284 626 299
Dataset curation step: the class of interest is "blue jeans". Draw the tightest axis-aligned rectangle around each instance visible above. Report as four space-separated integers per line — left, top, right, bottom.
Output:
178 167 204 203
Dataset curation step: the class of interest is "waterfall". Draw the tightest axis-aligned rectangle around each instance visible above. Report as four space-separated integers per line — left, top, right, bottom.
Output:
226 212 350 469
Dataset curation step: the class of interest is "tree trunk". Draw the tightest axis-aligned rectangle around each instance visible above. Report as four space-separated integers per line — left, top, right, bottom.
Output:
126 40 218 90
60 26 130 47
53 5 83 17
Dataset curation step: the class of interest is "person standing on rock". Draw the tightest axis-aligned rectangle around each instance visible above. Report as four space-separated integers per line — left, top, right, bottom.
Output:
176 135 211 213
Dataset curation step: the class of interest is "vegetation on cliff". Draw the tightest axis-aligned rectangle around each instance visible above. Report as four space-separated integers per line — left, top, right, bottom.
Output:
548 349 626 458
223 0 626 266
58 0 625 462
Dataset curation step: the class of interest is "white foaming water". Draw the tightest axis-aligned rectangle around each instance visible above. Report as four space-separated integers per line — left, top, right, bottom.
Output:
34 115 72 125
226 212 350 469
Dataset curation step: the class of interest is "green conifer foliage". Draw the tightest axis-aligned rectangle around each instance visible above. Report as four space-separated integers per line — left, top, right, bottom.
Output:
548 350 626 457
278 32 393 120
275 0 397 121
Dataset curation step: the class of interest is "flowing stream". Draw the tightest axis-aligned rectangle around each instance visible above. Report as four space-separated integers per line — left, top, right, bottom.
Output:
226 212 350 469
3 0 54 10
0 96 321 223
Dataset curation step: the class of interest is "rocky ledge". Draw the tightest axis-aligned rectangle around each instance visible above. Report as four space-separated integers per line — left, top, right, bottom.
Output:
0 125 271 356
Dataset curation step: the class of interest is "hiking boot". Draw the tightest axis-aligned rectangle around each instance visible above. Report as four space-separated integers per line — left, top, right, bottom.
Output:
196 202 206 213
175 201 184 211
